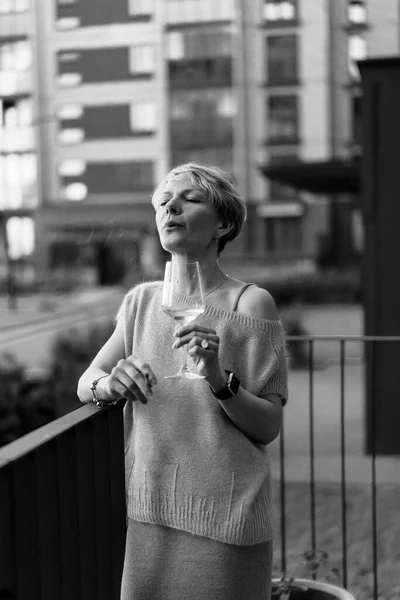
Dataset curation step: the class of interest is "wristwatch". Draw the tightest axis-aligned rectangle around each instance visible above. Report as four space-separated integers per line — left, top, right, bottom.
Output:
210 370 240 400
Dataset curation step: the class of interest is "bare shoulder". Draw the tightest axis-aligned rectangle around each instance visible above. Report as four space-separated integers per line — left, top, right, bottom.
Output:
236 284 279 321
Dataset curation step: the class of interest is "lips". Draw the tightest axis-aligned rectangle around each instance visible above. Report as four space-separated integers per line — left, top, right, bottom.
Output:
164 221 183 229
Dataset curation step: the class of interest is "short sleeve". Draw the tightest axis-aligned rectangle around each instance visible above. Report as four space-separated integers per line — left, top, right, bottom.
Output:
258 327 288 405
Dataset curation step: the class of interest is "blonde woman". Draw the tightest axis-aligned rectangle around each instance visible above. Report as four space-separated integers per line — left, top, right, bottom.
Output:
78 163 288 600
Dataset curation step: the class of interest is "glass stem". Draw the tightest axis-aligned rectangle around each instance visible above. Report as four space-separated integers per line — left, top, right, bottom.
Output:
181 344 189 372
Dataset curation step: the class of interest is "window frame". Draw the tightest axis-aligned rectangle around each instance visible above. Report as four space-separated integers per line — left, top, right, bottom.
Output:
262 0 298 25
129 100 157 135
266 34 299 86
127 0 154 18
128 44 156 77
267 94 299 144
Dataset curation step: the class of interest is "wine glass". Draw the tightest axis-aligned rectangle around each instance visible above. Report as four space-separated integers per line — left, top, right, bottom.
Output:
162 259 206 380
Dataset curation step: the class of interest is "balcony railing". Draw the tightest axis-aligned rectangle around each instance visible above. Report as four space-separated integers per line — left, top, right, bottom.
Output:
0 401 126 600
1 336 399 599
272 335 400 600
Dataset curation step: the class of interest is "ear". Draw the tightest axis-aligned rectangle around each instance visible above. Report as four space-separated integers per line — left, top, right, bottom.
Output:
215 221 231 241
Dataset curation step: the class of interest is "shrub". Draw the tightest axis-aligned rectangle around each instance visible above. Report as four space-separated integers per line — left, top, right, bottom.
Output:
0 318 116 448
49 319 115 416
0 353 55 447
262 269 361 306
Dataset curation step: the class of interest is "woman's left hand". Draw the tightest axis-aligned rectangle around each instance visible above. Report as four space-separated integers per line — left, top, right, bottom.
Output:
172 324 223 380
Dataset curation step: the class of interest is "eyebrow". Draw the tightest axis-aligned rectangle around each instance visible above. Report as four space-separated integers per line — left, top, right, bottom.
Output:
160 188 203 197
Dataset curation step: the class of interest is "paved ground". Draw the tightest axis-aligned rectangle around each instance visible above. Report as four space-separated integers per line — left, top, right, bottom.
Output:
0 286 124 329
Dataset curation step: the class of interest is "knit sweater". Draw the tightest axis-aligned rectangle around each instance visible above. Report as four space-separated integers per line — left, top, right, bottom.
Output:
119 281 288 546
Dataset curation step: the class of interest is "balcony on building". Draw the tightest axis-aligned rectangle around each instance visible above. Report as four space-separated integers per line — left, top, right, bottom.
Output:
344 0 368 32
261 0 299 28
171 117 233 149
166 0 234 26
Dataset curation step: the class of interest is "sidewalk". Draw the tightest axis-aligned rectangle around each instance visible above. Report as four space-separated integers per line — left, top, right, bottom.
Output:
0 286 125 330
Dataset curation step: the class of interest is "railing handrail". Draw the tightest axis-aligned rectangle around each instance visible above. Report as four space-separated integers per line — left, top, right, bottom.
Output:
0 402 120 468
285 334 400 341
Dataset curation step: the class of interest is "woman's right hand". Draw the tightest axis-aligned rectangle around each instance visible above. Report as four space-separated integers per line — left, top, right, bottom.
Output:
100 356 157 405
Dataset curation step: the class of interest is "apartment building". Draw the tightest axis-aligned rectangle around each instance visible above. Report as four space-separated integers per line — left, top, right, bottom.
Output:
0 0 36 287
0 0 392 285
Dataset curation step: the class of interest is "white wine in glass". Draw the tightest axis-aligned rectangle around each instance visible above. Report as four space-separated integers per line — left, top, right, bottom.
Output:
162 259 206 380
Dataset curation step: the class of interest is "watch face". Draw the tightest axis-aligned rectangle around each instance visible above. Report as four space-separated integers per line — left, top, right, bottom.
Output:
227 372 240 395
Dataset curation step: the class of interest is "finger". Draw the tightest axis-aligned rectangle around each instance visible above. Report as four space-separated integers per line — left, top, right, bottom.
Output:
108 378 140 404
113 367 151 404
188 337 218 353
127 356 158 387
173 325 217 338
126 363 153 393
187 344 217 358
173 333 219 350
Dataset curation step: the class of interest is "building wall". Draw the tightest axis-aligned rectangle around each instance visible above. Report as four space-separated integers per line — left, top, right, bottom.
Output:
0 1 38 273
366 0 399 56
29 0 398 279
300 0 331 160
33 0 167 276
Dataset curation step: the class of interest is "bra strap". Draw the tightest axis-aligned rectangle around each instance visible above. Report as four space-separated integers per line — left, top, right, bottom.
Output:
232 283 254 312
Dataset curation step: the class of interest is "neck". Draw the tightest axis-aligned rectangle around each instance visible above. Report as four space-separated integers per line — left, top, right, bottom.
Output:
169 251 226 294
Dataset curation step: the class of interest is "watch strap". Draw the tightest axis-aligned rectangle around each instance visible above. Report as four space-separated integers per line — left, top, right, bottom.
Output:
210 370 240 400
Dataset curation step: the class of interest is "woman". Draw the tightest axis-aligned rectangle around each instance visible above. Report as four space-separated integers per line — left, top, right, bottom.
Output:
77 163 288 600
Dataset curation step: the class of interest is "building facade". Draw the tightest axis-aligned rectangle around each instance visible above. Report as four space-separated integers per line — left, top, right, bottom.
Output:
0 0 37 290
0 0 393 286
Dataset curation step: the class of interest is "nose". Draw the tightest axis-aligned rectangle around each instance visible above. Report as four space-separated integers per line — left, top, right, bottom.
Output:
165 195 181 214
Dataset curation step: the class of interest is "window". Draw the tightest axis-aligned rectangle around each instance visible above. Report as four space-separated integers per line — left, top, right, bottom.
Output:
264 216 302 253
267 35 298 84
1 98 33 127
58 159 86 177
128 0 154 16
170 90 234 147
0 153 36 210
348 35 366 79
63 182 88 201
56 17 80 29
15 0 29 10
217 91 236 117
171 89 235 121
167 29 233 87
57 128 85 145
0 0 29 13
57 73 82 87
129 45 155 75
57 51 81 86
130 101 156 133
62 161 155 194
263 0 297 22
56 104 83 120
167 26 232 61
166 0 234 24
269 154 298 201
0 41 32 72
58 51 80 64
348 0 366 24
7 217 35 259
268 95 298 142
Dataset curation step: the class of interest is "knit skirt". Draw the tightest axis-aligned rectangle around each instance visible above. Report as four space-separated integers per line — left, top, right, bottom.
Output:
120 519 273 600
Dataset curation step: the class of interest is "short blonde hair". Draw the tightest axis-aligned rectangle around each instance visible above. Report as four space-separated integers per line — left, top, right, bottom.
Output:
152 162 247 254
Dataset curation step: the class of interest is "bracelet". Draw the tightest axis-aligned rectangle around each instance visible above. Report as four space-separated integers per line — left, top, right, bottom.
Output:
90 375 118 409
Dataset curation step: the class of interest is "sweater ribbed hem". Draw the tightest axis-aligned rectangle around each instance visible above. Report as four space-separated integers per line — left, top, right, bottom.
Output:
126 493 274 546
